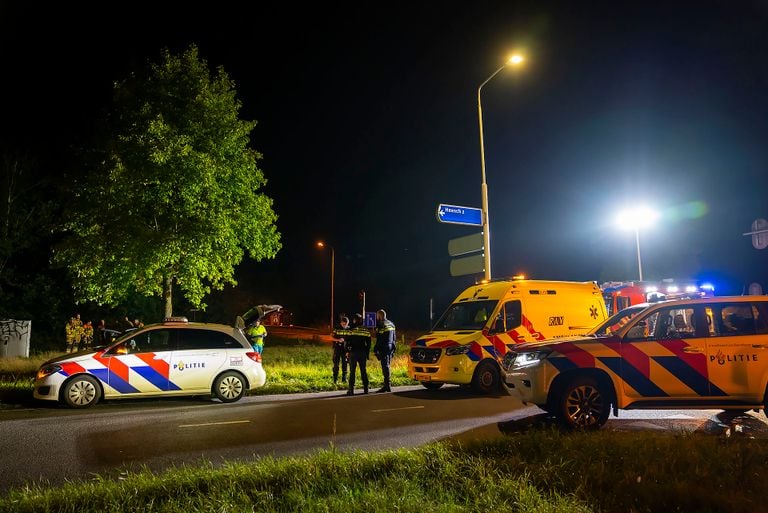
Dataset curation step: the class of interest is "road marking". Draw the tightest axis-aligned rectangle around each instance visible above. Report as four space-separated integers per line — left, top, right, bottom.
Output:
370 406 425 413
178 420 251 428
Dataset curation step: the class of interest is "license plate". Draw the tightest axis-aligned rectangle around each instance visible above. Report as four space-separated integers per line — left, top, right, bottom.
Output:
414 374 431 382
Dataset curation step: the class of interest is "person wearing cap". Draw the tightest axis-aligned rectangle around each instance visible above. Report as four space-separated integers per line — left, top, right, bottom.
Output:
374 309 396 393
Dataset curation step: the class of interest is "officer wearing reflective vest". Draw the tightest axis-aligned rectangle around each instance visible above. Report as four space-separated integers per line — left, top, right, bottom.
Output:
330 315 350 384
343 313 372 395
374 309 396 393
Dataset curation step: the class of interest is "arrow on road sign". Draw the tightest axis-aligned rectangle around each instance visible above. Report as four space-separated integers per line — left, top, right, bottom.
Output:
436 204 483 226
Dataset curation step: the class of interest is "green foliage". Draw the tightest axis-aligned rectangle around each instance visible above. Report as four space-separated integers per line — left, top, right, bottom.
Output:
54 45 281 315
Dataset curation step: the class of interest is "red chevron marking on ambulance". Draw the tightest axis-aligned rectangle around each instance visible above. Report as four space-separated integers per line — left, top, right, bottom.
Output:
521 315 545 341
489 335 508 356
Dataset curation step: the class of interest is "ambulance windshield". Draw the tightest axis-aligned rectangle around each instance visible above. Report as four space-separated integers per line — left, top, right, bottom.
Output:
433 300 499 331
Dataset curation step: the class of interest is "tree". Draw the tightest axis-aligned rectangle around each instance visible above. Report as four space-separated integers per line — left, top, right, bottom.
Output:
55 46 281 318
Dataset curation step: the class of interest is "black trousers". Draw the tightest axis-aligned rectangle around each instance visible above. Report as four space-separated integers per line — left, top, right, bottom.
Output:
332 344 348 381
378 344 395 388
348 349 369 392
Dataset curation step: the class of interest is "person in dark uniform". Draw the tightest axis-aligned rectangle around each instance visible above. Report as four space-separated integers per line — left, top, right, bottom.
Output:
331 315 350 384
345 313 372 396
374 309 397 393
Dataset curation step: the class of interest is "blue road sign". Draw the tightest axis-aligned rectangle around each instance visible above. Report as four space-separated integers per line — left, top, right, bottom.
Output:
436 204 483 226
364 311 377 328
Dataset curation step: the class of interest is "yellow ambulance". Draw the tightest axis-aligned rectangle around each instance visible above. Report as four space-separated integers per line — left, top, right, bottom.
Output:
409 278 608 393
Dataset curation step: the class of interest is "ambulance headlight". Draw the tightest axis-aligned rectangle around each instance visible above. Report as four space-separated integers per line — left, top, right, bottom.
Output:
36 364 61 380
445 345 472 356
512 350 551 368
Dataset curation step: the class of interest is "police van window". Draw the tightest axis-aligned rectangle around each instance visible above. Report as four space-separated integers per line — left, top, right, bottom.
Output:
712 304 756 336
177 329 239 350
752 302 768 334
493 301 522 332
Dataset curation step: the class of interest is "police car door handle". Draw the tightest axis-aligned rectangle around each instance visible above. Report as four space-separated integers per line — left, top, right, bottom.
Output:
682 347 703 353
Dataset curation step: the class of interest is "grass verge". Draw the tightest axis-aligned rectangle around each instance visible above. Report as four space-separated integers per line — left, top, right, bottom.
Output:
2 430 766 512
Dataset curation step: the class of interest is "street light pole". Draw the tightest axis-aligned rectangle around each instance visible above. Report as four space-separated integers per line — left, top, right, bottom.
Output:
477 55 524 281
635 227 643 282
616 207 658 282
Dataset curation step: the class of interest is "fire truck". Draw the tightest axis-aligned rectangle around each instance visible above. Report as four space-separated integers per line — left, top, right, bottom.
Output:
601 279 715 316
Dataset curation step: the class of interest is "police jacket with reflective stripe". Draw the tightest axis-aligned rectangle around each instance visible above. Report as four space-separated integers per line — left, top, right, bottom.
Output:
375 319 396 353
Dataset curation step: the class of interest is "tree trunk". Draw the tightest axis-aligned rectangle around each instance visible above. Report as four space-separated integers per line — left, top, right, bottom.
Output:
164 275 173 318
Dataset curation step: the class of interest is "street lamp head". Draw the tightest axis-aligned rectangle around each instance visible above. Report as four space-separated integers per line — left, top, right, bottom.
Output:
316 241 325 248
616 207 660 230
507 54 525 66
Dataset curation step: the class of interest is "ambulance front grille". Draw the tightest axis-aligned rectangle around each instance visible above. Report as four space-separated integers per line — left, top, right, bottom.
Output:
410 348 441 364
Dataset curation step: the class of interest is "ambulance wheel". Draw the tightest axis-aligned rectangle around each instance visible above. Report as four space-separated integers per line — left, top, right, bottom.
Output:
555 376 609 430
62 375 100 408
421 382 444 390
471 361 501 394
213 371 246 403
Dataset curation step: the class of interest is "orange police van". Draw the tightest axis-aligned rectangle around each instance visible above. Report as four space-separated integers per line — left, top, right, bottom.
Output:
408 278 608 393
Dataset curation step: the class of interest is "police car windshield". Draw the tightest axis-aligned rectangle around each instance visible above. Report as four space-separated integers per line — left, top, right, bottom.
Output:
433 300 499 331
590 305 647 336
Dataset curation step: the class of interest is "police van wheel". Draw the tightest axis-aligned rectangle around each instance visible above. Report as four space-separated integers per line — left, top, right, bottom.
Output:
471 361 500 394
213 371 246 403
556 376 609 430
62 375 100 408
421 382 444 390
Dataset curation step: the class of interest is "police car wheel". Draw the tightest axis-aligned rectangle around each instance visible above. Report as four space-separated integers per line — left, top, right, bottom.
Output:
62 375 100 408
213 371 246 403
421 382 444 390
557 376 609 430
471 361 500 394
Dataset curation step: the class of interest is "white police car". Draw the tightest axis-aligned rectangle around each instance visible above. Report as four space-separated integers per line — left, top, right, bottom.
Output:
33 317 266 408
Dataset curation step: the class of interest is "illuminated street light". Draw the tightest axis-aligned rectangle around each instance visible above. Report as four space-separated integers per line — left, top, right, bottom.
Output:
477 53 526 280
616 207 660 281
316 241 335 332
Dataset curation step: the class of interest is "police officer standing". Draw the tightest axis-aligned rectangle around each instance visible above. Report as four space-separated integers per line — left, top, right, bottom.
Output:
345 313 372 395
374 309 396 393
331 315 349 384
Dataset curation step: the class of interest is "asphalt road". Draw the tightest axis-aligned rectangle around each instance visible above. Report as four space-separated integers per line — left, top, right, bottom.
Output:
1 385 766 493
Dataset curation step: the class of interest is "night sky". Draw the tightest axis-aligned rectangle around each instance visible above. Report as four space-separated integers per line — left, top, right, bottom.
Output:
2 2 768 328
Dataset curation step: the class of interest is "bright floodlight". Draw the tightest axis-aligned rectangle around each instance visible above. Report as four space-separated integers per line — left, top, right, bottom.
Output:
508 54 525 65
316 241 325 248
616 207 659 230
